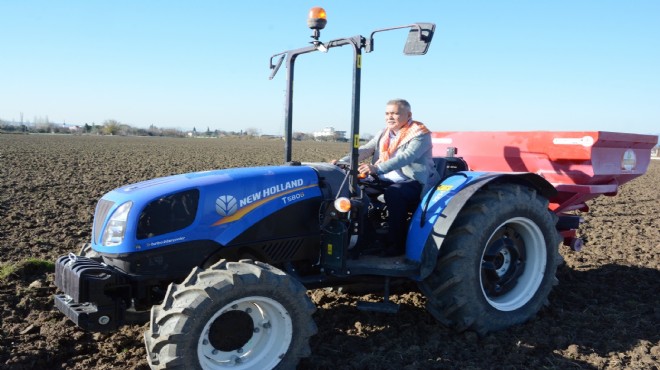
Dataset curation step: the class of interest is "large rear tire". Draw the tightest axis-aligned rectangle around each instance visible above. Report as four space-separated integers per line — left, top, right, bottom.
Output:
144 259 317 369
419 183 560 335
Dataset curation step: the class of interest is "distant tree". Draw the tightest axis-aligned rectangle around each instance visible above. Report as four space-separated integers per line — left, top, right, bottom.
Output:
32 116 51 133
84 123 91 133
161 128 185 138
333 131 348 142
119 124 135 136
292 132 314 140
147 124 160 136
0 120 14 132
102 120 121 135
91 123 102 135
245 127 260 137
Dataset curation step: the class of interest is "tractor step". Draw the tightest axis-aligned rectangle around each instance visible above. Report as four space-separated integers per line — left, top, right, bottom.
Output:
356 300 400 314
356 276 400 314
345 254 417 277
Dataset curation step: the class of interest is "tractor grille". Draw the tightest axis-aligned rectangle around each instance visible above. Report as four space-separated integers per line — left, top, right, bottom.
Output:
262 238 304 263
92 199 115 244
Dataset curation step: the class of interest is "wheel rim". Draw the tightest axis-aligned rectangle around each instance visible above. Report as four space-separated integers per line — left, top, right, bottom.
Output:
198 296 293 369
480 217 547 312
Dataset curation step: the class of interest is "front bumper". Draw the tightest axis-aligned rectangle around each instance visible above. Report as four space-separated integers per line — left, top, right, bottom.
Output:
54 254 130 332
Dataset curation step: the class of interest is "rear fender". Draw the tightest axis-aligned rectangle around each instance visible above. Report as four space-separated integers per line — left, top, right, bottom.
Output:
406 171 556 280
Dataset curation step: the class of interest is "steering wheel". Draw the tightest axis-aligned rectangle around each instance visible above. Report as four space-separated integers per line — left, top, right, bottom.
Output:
333 160 351 171
333 160 385 189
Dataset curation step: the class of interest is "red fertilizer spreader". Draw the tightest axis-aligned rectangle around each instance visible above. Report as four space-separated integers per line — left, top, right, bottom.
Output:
431 131 658 250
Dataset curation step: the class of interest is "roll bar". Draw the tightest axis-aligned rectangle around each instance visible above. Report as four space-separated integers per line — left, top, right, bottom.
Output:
269 22 435 196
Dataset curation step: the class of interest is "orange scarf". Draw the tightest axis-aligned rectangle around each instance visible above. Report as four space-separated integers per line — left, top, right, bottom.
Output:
376 120 430 164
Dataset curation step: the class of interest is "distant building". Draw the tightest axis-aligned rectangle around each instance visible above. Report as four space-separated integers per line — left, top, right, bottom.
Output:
64 124 80 132
313 127 346 141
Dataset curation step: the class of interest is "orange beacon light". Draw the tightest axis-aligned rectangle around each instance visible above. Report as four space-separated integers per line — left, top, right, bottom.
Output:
307 7 327 30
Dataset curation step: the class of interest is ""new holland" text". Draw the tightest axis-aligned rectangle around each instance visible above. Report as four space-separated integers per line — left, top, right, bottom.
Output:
239 178 304 207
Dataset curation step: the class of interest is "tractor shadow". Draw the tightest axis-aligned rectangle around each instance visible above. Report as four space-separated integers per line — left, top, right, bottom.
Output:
300 264 660 369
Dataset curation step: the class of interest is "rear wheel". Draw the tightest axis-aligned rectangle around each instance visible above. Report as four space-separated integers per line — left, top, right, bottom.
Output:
145 259 317 369
419 183 560 334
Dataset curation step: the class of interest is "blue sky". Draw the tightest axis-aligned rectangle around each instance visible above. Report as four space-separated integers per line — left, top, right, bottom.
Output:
1 1 658 136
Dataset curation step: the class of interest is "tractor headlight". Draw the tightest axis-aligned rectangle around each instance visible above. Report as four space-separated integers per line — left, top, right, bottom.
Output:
102 202 132 247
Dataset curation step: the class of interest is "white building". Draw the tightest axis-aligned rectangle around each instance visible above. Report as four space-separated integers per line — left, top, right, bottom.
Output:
313 127 346 141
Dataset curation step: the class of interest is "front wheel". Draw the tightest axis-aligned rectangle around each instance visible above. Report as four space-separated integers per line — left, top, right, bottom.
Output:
144 259 317 369
419 183 560 335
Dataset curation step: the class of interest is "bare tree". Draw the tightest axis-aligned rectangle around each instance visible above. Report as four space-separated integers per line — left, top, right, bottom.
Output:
245 127 260 137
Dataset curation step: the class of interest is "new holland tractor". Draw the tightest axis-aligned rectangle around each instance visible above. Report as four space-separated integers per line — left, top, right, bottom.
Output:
53 7 658 369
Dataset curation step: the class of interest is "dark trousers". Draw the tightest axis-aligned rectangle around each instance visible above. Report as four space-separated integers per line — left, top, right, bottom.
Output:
364 179 422 249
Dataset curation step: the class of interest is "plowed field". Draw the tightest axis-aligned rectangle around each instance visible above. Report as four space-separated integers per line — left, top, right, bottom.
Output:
1 134 658 369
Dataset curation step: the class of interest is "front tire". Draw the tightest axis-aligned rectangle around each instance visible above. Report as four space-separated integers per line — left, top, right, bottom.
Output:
419 183 560 335
144 259 317 369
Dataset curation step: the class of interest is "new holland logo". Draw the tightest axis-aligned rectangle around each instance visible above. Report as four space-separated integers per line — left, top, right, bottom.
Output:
215 195 238 217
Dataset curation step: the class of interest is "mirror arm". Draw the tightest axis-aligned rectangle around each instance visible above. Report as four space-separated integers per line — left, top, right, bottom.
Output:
269 53 286 80
367 24 424 53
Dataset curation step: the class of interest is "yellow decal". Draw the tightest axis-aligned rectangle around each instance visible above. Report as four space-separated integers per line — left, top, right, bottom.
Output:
357 55 361 68
353 134 360 148
327 243 333 255
437 184 453 191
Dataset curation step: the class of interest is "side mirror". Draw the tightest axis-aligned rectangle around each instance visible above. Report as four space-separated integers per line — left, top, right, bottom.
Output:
403 23 435 55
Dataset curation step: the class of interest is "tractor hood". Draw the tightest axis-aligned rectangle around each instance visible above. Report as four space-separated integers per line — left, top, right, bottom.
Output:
91 165 322 254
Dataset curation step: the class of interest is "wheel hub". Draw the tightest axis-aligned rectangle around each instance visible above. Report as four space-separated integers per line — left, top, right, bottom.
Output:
479 217 547 312
198 296 293 369
208 310 254 352
482 228 526 297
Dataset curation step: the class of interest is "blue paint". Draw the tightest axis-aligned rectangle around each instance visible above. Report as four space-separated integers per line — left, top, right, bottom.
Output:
405 171 489 262
92 166 321 254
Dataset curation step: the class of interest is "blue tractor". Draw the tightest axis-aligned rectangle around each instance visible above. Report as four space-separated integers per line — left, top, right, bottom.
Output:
54 8 561 369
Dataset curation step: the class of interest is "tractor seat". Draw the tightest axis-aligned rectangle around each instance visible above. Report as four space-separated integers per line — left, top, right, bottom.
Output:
433 156 468 181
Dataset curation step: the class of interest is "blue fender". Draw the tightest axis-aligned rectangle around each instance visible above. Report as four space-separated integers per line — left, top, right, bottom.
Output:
405 171 556 280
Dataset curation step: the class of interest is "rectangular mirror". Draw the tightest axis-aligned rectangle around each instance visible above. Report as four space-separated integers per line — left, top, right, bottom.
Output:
403 23 435 55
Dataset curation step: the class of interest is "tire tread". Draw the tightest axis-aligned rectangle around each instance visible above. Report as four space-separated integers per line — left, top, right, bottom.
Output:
420 183 560 335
